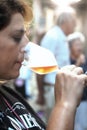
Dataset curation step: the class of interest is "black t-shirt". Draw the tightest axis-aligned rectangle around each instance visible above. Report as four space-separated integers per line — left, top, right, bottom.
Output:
0 85 46 130
70 58 87 73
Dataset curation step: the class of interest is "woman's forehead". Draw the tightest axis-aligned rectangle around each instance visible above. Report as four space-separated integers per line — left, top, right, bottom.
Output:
0 13 25 37
7 13 25 31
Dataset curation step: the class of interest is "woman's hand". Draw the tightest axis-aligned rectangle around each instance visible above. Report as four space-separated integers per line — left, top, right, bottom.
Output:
47 65 87 130
55 65 87 109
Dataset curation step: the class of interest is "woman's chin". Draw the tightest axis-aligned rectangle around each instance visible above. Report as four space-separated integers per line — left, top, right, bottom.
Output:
6 72 20 80
11 72 20 79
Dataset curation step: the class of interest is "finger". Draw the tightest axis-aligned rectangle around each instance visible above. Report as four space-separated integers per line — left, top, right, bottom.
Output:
79 74 87 86
61 65 76 71
72 67 83 75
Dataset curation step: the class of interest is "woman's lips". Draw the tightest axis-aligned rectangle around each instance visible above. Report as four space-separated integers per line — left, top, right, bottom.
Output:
15 58 24 67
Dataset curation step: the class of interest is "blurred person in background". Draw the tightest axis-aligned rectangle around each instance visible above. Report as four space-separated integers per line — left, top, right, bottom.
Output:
68 32 87 71
68 32 87 130
36 7 76 121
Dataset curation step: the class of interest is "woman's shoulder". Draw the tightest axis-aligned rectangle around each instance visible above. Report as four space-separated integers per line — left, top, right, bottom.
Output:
0 85 46 130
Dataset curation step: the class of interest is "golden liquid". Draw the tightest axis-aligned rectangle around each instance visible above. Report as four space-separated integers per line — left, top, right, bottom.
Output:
30 65 58 74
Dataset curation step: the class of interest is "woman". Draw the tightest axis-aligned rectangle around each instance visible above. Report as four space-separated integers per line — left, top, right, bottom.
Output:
0 0 46 129
0 0 87 130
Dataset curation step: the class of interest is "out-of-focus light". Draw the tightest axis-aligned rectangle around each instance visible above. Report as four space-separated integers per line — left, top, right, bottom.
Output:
51 0 81 6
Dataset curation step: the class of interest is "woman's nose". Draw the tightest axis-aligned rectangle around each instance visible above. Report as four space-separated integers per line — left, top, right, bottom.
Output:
24 34 29 46
21 34 29 53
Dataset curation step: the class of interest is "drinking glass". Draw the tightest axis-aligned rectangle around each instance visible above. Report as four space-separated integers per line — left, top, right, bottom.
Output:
22 42 58 74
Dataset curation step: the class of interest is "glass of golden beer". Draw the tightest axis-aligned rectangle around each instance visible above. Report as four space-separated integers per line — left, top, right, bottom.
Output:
22 42 58 74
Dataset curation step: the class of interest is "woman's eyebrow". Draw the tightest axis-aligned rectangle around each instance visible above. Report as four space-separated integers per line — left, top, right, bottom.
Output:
9 29 27 37
13 29 26 34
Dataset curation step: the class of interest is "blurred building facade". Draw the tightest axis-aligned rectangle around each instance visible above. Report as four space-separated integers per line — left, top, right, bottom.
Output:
73 0 87 55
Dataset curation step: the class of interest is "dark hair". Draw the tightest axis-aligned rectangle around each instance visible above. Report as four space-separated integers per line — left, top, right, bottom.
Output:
0 0 33 30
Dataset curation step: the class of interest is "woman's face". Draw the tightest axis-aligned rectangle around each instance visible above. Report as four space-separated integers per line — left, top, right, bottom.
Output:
0 13 29 80
70 39 84 58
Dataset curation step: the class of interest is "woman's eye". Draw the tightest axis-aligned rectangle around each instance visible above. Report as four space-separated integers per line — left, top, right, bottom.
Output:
13 36 22 43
